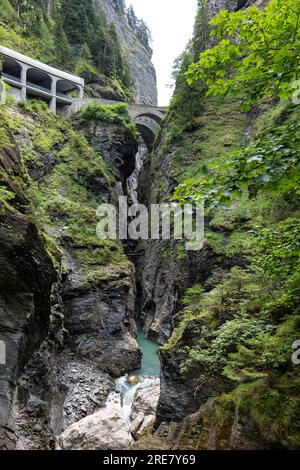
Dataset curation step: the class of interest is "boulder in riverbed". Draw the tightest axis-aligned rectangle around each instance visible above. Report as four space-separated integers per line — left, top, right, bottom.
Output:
127 375 140 385
57 407 134 450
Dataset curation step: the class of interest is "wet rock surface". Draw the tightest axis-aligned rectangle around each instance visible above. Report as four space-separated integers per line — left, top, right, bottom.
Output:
58 355 114 428
156 340 234 427
131 414 155 441
124 382 160 441
0 207 56 449
62 261 142 377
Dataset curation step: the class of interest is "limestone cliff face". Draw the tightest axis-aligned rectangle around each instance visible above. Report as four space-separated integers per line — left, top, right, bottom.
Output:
98 0 158 105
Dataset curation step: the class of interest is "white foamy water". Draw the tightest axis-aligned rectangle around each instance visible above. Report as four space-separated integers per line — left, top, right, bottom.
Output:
105 390 121 408
105 316 161 422
105 376 160 422
127 138 148 205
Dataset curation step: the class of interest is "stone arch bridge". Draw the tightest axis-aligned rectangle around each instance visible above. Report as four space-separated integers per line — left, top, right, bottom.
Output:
129 104 168 149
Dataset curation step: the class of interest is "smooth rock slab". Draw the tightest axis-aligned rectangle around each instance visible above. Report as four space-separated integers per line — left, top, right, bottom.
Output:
58 407 134 450
130 412 145 439
134 415 155 441
131 383 160 420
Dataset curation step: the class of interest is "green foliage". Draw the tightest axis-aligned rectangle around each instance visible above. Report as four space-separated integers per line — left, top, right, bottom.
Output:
160 92 245 192
57 132 114 186
187 0 300 109
135 19 152 49
79 103 139 138
255 218 300 278
174 102 300 206
182 284 204 306
175 262 299 381
192 0 210 58
1 101 129 285
170 48 206 122
225 317 300 381
158 0 300 448
183 316 274 378
0 17 37 55
0 185 15 204
0 126 12 150
209 201 251 231
169 0 212 121
167 215 300 383
1 99 112 206
0 0 16 21
218 366 300 448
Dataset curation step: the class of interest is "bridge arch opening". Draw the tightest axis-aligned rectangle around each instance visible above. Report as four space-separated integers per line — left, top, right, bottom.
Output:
135 112 162 124
2 58 22 83
56 79 81 99
133 113 162 151
136 123 157 151
26 68 52 93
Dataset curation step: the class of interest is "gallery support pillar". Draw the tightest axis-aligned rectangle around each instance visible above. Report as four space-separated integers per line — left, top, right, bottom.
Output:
20 65 27 102
50 76 57 114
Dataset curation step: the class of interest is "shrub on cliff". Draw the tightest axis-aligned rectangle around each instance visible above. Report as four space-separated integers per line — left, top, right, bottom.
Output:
79 103 139 138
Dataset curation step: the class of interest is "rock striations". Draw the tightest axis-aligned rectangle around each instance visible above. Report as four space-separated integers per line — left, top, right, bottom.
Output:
99 0 158 105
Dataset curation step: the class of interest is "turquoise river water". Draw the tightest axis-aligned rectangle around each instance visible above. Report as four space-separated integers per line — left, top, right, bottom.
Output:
106 321 161 421
132 321 160 378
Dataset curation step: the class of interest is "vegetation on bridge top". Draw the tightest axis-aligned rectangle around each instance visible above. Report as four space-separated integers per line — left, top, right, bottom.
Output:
78 102 139 138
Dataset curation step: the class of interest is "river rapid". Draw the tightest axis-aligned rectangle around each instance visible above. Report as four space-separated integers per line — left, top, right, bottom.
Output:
105 321 160 421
